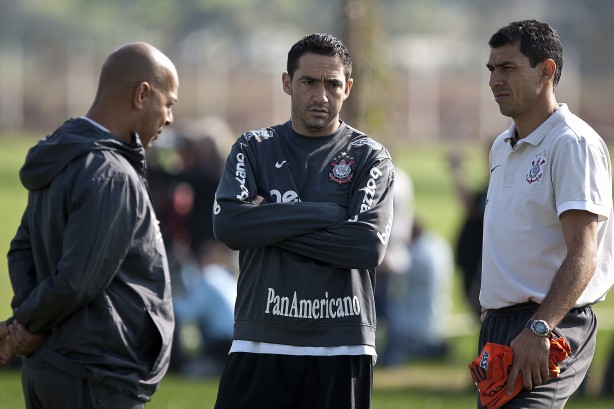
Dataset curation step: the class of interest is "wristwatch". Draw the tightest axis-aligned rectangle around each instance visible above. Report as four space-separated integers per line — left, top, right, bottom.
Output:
525 319 552 337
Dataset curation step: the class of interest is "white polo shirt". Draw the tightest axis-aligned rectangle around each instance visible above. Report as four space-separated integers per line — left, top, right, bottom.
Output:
480 104 614 309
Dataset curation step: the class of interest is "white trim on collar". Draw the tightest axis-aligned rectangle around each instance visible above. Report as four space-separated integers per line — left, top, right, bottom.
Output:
80 116 110 133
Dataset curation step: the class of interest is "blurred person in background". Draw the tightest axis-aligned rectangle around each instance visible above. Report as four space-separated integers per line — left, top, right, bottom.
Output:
447 150 487 318
383 220 453 365
146 118 235 374
147 117 232 278
374 168 414 345
172 240 237 377
478 19 614 408
212 33 394 409
0 42 178 408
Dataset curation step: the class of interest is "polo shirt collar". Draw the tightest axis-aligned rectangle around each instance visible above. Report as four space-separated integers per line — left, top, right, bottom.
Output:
505 103 569 147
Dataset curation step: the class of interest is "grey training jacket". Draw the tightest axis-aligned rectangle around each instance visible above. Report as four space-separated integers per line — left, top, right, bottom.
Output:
213 121 394 349
7 118 174 402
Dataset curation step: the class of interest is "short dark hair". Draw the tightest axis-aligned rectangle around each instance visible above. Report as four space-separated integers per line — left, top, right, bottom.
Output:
287 33 352 80
489 19 563 86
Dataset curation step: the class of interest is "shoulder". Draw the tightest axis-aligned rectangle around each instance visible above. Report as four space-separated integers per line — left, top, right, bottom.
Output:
555 106 604 146
350 135 385 151
341 126 394 186
242 127 277 143
550 120 609 166
231 126 285 155
239 122 290 145
68 149 139 191
344 125 389 157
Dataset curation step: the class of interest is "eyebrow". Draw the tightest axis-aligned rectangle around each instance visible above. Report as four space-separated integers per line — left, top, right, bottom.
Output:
486 61 515 69
298 75 342 84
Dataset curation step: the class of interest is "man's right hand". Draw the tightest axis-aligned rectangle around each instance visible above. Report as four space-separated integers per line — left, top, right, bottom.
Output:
252 195 265 205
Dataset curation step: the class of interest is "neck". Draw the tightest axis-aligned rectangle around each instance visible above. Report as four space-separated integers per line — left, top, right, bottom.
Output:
514 99 559 139
86 108 131 144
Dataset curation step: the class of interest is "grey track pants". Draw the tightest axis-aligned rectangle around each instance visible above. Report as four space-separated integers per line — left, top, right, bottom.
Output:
477 302 596 409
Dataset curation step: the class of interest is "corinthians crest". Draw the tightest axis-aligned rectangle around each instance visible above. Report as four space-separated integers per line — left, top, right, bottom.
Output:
329 152 355 184
526 151 547 184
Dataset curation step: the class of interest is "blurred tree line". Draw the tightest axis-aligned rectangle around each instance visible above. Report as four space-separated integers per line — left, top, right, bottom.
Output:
1 0 613 145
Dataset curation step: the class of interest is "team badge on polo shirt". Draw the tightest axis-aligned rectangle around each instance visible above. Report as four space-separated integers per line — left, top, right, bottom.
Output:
526 151 547 184
329 152 355 184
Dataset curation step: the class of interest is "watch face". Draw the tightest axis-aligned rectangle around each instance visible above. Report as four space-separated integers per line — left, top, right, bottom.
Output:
532 321 549 335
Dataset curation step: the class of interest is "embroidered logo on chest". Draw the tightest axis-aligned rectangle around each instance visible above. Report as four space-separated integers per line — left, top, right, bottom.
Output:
329 152 355 184
526 151 547 184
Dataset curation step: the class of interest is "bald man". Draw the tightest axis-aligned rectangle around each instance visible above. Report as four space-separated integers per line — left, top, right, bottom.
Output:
0 42 179 408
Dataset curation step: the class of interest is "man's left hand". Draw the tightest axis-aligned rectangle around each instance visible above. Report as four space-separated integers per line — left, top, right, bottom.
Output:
6 320 47 357
0 321 16 366
507 329 551 394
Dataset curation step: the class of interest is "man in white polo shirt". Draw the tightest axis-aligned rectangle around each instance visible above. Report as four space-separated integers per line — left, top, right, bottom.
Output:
479 19 614 408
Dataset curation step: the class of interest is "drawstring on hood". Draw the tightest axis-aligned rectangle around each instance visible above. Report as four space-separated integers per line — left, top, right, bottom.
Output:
19 118 146 192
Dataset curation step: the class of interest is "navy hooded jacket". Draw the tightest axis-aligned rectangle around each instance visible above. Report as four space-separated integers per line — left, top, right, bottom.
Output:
8 118 174 402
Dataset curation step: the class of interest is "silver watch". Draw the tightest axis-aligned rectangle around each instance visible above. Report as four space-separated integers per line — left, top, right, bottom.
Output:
525 319 552 337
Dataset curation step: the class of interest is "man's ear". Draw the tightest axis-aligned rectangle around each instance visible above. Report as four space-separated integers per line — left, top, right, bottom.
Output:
542 59 556 83
133 81 152 109
282 73 292 96
344 78 353 100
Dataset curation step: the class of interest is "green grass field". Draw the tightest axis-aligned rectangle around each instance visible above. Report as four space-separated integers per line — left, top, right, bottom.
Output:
1 135 613 408
1 364 614 408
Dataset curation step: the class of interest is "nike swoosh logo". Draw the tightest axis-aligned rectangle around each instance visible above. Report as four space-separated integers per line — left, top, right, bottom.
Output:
275 161 288 168
490 165 501 173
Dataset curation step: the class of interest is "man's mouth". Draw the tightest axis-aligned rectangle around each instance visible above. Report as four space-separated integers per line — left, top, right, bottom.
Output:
493 91 509 103
308 107 328 117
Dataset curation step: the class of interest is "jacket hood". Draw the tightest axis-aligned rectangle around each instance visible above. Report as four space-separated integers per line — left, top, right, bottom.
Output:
19 118 146 191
